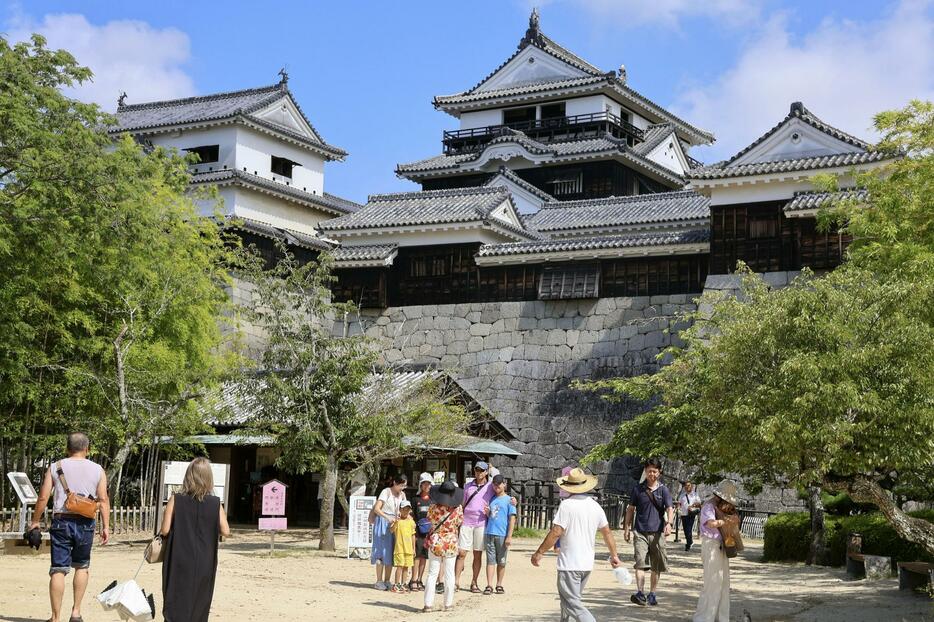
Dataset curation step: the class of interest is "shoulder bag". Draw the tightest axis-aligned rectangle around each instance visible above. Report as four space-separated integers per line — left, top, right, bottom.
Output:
144 534 165 563
714 506 744 558
644 484 669 530
56 462 99 520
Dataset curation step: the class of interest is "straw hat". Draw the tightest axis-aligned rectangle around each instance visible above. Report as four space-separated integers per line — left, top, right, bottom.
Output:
556 468 598 494
713 480 739 506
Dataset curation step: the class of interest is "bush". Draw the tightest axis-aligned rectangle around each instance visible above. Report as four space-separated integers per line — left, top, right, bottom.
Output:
763 510 934 566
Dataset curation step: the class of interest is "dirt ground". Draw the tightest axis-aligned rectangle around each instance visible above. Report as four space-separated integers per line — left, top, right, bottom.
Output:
1 529 931 621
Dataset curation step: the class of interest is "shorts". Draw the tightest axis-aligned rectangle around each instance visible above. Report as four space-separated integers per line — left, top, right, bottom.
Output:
393 552 414 567
484 534 508 566
633 531 668 573
415 535 429 560
50 515 95 575
458 525 485 552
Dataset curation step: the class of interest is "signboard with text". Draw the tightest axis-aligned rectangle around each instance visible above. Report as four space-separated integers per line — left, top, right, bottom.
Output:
7 472 38 504
347 495 376 556
259 517 287 531
261 479 286 516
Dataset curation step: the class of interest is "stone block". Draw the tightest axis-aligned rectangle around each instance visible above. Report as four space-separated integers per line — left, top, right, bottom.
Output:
650 295 669 304
468 336 484 352
762 271 789 288
422 304 438 317
499 347 515 362
500 302 521 318
517 317 537 330
528 330 548 345
470 323 492 337
704 274 741 290
643 305 660 318
566 330 580 347
539 317 557 329
556 345 572 362
547 331 566 346
403 306 423 320
466 311 481 322
480 308 500 323
629 334 645 350
375 315 391 326
630 296 651 309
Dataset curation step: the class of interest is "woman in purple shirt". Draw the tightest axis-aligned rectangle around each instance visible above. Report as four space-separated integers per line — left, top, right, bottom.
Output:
693 481 740 622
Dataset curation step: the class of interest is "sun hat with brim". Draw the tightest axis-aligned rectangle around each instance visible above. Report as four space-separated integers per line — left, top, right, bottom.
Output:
429 480 464 506
419 472 433 485
712 480 739 506
556 468 598 494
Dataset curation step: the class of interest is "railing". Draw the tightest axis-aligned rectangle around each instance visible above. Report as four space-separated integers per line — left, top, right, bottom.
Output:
1 505 157 537
442 111 645 154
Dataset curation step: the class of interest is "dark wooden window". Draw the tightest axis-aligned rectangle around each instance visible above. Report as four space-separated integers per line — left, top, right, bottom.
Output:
332 269 386 309
503 106 537 125
540 102 566 119
271 156 295 178
602 255 707 297
539 264 600 300
185 145 219 164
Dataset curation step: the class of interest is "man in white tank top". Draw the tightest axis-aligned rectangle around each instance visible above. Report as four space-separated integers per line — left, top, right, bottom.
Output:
30 432 110 622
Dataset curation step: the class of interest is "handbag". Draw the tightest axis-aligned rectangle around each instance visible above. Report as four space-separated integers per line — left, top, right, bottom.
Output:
144 535 165 563
416 517 432 535
714 507 744 558
56 462 99 520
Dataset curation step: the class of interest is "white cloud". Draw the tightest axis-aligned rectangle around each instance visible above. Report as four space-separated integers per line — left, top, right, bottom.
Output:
6 13 195 110
674 0 934 162
528 0 761 29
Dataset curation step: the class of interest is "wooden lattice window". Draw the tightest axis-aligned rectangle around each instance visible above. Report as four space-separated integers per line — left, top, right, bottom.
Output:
538 264 600 300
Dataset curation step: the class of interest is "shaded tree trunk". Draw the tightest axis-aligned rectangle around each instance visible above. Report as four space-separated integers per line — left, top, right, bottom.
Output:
830 475 934 558
318 454 338 551
806 485 826 565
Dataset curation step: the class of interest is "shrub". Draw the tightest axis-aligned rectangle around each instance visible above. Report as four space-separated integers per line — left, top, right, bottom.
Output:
763 510 934 565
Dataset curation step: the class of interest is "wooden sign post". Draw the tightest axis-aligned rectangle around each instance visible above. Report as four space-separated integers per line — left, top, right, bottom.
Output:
258 479 287 555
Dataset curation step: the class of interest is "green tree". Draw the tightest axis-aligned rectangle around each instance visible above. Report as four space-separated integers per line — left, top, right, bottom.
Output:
0 34 238 501
577 101 934 559
238 247 470 551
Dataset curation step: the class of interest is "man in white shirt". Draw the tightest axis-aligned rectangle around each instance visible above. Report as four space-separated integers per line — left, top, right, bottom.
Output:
677 481 702 551
532 468 621 622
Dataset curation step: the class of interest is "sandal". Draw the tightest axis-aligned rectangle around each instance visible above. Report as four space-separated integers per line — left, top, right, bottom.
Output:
470 583 481 594
483 586 494 595
408 580 418 591
495 586 505 594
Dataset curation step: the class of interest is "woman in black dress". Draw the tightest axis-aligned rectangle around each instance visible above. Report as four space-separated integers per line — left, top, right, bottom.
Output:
160 457 231 622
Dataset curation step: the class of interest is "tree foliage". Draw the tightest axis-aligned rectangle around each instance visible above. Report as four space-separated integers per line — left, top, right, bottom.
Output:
0 34 237 501
577 101 934 556
238 247 471 551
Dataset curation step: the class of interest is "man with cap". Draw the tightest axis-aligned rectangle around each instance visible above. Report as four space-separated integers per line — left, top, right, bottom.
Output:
693 480 740 622
455 460 495 592
532 468 621 622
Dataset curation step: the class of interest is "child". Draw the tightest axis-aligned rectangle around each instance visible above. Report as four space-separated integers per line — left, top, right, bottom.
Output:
390 500 416 593
483 474 517 594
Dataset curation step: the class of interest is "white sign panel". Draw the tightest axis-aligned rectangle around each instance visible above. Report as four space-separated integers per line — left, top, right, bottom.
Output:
347 495 376 554
6 472 38 504
161 461 229 505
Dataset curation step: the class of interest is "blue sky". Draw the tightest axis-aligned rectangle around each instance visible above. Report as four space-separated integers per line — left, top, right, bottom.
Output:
4 1 933 203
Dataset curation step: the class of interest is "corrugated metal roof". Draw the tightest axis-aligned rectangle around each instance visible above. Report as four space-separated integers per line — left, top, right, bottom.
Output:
526 190 709 233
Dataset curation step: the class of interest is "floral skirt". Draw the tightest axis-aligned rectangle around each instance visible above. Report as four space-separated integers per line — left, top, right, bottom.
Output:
370 516 394 565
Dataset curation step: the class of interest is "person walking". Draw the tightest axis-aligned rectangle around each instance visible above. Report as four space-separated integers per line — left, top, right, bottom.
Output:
693 481 741 622
531 468 621 622
411 472 434 591
678 481 702 551
423 480 464 613
371 474 407 590
29 433 110 622
160 457 230 622
623 458 674 607
455 461 494 593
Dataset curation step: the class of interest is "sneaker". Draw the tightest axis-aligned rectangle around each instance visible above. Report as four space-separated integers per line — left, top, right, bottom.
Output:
374 581 388 590
685 543 690 551
630 591 647 606
647 592 658 606
390 583 405 593
436 582 444 594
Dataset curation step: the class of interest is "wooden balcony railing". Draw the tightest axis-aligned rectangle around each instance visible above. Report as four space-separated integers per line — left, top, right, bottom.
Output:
442 111 645 154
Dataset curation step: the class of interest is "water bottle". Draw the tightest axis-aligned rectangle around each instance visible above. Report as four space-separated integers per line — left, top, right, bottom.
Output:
613 567 632 586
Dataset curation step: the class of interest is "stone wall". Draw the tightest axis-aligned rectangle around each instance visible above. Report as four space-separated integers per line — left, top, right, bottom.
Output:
349 295 696 495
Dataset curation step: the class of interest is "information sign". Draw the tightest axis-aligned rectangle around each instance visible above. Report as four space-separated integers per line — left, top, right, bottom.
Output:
347 495 376 557
261 479 286 516
6 472 38 504
259 517 287 531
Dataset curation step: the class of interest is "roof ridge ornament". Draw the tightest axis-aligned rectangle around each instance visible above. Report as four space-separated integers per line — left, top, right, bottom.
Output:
278 67 289 87
117 91 127 108
520 7 546 49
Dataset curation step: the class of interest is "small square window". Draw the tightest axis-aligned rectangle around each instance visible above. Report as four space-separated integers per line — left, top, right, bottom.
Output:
184 145 219 164
271 156 297 178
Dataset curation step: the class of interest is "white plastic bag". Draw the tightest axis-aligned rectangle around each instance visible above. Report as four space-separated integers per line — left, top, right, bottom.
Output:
613 567 633 586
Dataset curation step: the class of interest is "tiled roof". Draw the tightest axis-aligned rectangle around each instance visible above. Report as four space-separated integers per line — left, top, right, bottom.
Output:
396 133 685 184
784 188 869 214
226 216 332 251
725 102 870 166
330 244 398 262
318 186 534 239
484 166 555 202
632 123 675 156
436 75 607 105
190 169 358 215
526 190 709 233
112 82 347 159
687 151 890 180
477 228 710 258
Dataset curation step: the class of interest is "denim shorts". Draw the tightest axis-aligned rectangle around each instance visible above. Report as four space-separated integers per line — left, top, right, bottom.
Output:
50 515 96 575
484 534 508 566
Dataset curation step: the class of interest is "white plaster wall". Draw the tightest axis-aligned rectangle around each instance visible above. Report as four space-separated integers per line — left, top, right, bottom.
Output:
460 109 504 130
646 136 686 176
234 127 325 195
700 174 859 206
193 186 237 218
148 126 238 173
230 187 330 234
